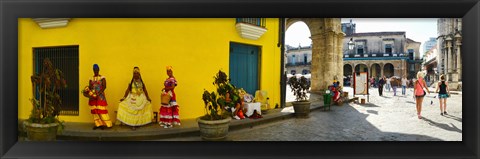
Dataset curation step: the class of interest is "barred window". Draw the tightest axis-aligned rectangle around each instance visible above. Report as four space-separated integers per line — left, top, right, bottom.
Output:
236 18 266 28
34 46 79 116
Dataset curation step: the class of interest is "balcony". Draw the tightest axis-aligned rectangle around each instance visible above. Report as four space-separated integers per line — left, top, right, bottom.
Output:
343 53 409 59
235 18 267 40
32 18 71 29
286 62 311 67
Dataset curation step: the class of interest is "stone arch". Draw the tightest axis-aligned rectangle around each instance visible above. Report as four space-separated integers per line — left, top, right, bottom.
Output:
343 64 353 77
285 18 343 94
371 63 381 78
383 63 395 77
355 64 369 73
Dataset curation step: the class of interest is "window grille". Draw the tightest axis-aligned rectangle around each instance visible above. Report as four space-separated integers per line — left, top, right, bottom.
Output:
236 18 266 28
34 46 79 116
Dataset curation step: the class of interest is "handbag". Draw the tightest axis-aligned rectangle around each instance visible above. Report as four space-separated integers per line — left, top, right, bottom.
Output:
415 81 427 97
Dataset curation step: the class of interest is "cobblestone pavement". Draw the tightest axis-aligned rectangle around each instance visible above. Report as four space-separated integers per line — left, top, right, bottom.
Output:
157 86 462 141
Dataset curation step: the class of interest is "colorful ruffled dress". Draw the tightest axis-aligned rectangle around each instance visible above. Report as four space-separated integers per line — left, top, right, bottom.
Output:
117 80 153 126
89 75 112 128
159 77 180 127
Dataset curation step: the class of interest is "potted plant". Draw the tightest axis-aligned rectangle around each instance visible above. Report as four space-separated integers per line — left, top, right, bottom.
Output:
288 76 311 118
198 70 241 141
24 58 66 141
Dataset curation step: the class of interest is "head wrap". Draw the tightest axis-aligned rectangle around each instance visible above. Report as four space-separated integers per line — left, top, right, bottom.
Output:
93 64 99 70
133 67 140 73
166 66 173 71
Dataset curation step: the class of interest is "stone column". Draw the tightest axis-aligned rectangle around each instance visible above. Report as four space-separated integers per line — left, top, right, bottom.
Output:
323 30 335 92
447 40 453 81
336 32 345 87
310 34 324 94
380 64 384 78
456 42 462 81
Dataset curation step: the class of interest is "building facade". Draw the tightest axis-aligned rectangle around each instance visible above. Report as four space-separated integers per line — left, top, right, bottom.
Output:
423 37 437 54
423 45 438 86
341 19 356 36
285 45 312 75
343 31 421 80
436 18 462 90
19 18 282 123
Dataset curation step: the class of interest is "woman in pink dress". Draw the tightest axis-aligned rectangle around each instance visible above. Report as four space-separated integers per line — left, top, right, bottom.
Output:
413 72 430 119
159 66 181 128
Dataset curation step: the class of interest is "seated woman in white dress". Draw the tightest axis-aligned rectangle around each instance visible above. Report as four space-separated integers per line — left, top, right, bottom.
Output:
117 67 153 130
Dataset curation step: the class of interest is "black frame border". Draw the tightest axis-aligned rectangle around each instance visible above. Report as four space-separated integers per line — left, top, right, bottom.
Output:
1 0 479 158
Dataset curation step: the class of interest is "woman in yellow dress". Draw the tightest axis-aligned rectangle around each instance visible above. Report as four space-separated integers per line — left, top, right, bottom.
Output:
117 67 153 130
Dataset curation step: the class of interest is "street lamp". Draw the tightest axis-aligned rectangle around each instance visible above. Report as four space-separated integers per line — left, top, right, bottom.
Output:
348 38 355 50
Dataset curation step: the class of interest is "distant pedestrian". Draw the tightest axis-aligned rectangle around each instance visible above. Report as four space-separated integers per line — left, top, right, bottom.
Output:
435 74 450 116
414 72 430 119
378 76 385 96
401 76 408 95
391 78 398 96
370 77 375 88
386 77 391 92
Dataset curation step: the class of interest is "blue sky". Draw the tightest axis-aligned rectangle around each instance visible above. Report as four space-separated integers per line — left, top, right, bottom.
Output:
285 18 438 56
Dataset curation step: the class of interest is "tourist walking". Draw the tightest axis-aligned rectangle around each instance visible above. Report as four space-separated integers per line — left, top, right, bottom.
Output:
386 77 391 91
378 76 385 96
435 74 450 115
391 77 398 96
401 76 408 95
413 72 430 119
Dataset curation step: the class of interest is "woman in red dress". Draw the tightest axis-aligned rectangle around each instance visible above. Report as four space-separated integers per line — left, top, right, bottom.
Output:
89 64 112 130
159 66 181 128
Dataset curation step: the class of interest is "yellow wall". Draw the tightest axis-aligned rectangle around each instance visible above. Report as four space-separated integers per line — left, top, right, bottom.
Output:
18 18 281 123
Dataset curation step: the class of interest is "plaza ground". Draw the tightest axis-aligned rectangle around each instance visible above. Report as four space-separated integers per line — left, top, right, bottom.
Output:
156 86 462 141
19 86 462 141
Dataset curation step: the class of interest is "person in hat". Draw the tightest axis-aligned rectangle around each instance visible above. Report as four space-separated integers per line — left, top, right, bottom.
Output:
117 66 153 130
88 64 113 130
159 66 181 128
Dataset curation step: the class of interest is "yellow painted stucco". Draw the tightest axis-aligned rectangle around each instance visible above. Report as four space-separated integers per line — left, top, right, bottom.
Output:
18 18 281 123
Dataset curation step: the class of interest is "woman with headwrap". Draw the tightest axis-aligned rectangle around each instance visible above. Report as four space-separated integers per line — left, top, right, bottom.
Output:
159 66 181 128
117 66 153 130
88 64 113 130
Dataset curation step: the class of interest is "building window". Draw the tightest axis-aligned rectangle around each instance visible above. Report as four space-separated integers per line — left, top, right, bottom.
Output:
236 18 266 28
34 46 79 116
408 49 414 59
410 64 415 71
304 54 308 64
292 55 296 64
357 45 364 54
385 44 392 53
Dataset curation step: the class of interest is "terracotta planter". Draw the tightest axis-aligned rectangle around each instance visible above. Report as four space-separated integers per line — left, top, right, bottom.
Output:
197 116 231 141
292 101 311 118
24 121 59 141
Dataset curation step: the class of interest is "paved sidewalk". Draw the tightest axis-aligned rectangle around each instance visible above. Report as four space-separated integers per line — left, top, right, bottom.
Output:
47 101 332 141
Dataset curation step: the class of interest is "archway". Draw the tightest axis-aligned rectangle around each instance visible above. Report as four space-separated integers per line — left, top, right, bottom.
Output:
343 64 353 77
343 64 353 86
371 63 381 78
285 18 344 94
384 63 394 77
355 64 369 73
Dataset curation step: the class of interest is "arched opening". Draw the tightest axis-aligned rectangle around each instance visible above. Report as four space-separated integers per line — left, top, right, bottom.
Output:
371 63 381 78
384 63 394 77
285 20 312 102
343 64 353 86
355 64 369 73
